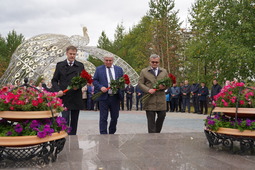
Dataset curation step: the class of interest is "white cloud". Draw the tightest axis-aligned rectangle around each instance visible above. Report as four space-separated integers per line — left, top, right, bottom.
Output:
0 0 195 46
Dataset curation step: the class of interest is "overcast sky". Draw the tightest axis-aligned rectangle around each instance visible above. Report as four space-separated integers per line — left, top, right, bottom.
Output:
0 0 195 46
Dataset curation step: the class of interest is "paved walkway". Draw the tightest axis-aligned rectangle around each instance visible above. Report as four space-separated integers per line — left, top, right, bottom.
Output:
5 110 255 170
77 110 208 135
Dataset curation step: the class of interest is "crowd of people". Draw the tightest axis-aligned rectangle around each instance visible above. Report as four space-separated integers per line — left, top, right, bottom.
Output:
164 79 222 115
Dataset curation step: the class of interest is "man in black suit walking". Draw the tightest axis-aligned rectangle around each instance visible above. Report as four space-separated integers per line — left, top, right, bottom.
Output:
52 45 85 135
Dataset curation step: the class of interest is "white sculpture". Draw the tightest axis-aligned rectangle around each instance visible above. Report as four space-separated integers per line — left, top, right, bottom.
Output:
0 27 139 86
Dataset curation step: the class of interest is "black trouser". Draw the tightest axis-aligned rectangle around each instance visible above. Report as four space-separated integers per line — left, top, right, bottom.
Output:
62 110 80 135
171 98 179 112
166 101 171 112
199 100 208 114
192 96 199 113
146 111 166 133
126 96 133 110
136 96 142 110
182 98 190 112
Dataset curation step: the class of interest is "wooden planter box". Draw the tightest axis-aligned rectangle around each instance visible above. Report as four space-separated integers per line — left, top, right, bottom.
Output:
0 131 68 147
211 127 255 138
0 110 59 119
213 107 255 118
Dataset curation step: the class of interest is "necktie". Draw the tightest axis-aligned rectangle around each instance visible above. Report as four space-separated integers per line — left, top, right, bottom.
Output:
108 67 113 81
153 68 157 76
69 62 73 66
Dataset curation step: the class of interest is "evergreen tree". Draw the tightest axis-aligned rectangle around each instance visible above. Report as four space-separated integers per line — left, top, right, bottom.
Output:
97 31 112 51
148 0 182 75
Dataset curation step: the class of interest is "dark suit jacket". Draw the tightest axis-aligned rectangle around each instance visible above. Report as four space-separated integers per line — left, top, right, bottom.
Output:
51 60 85 110
135 85 143 98
181 85 191 99
125 85 134 98
93 65 124 101
198 86 209 101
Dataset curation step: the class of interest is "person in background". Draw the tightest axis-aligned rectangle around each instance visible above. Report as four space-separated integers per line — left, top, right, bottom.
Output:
181 80 191 113
211 79 222 101
29 79 35 87
87 83 95 110
171 83 180 112
135 85 143 111
15 80 21 87
119 89 125 111
198 82 209 115
211 79 222 115
37 82 43 90
165 88 171 112
51 45 85 135
93 55 124 134
82 85 87 110
41 78 52 92
190 81 200 113
138 54 168 133
178 82 183 112
125 83 134 111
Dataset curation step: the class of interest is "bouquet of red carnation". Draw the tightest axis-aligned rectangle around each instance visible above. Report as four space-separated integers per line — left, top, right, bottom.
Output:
63 69 93 93
141 73 176 104
92 74 130 100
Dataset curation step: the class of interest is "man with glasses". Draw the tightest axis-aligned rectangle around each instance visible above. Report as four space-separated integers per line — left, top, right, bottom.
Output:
93 55 124 134
138 54 169 133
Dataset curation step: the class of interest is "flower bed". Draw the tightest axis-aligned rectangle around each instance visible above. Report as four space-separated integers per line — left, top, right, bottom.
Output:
0 117 70 138
0 86 64 112
205 114 255 132
213 82 255 108
0 131 67 146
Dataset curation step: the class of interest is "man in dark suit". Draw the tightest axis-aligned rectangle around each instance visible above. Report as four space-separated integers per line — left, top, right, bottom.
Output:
198 82 209 115
181 80 191 113
125 83 134 111
52 45 85 135
190 82 200 113
93 55 124 134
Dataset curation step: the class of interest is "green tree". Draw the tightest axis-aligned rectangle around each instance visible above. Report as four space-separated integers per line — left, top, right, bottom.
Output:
187 0 255 84
97 31 112 51
87 55 103 67
148 0 182 75
0 30 25 78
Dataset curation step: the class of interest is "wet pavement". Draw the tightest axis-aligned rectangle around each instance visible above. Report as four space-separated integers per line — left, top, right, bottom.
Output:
3 111 255 170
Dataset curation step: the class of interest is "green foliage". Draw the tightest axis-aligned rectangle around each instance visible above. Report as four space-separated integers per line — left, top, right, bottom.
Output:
187 0 255 85
205 115 255 132
0 30 25 78
97 31 112 51
148 0 182 75
97 0 182 76
87 55 103 67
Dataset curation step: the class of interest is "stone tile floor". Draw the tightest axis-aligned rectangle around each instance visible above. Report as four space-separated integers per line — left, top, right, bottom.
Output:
2 111 255 170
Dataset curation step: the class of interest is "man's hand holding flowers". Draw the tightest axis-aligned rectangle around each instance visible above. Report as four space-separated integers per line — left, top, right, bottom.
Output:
60 69 93 97
92 74 130 100
142 74 176 104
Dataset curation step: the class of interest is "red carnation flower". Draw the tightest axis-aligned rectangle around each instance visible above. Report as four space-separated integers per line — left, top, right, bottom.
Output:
169 73 176 84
